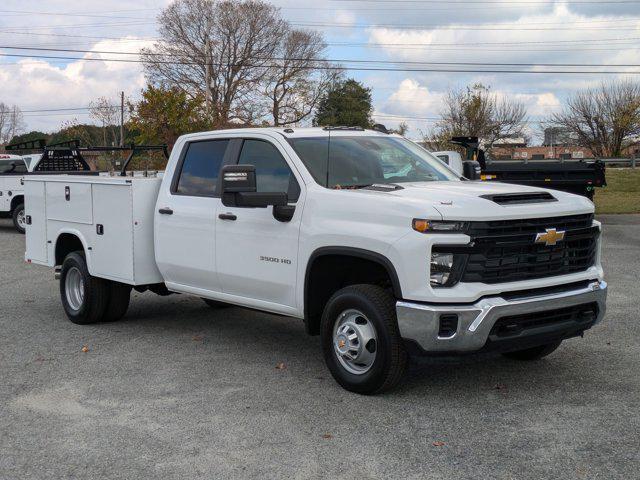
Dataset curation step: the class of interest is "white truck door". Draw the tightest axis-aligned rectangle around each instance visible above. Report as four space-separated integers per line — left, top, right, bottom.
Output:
215 138 302 308
154 139 231 292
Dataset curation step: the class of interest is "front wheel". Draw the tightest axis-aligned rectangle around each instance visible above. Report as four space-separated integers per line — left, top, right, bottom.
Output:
12 203 25 234
501 340 562 361
60 252 109 324
320 284 407 394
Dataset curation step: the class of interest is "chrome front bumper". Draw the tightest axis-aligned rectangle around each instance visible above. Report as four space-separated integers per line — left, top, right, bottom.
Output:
397 280 607 353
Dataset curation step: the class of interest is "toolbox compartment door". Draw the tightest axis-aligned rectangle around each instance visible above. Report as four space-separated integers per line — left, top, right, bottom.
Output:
46 181 93 224
91 183 134 282
24 181 48 264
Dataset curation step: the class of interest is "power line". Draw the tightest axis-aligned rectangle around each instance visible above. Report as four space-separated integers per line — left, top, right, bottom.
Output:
2 51 639 74
2 45 640 68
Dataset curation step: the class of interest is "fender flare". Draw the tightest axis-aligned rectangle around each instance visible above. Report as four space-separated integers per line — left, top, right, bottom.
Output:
304 246 403 320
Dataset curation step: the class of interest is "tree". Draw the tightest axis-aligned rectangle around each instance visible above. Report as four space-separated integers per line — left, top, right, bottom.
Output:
550 81 640 158
141 0 287 126
0 103 25 144
427 84 527 150
8 130 48 145
313 79 373 128
89 96 128 146
390 122 409 136
128 85 210 148
262 28 334 126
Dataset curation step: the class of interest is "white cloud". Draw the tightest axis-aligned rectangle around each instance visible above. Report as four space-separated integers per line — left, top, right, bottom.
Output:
0 38 153 132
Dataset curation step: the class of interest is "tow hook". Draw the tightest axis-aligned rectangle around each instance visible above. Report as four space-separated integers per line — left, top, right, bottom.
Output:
54 266 62 280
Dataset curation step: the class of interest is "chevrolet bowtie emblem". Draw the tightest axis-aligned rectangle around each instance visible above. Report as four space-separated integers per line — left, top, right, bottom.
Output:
535 228 565 246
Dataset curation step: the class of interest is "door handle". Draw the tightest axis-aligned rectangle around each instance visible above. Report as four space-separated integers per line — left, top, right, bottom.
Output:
218 213 237 221
158 207 173 215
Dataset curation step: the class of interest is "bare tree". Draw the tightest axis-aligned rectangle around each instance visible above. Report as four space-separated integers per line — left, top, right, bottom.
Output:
428 84 527 150
141 0 287 126
0 103 25 144
263 28 332 126
550 81 640 158
89 97 121 146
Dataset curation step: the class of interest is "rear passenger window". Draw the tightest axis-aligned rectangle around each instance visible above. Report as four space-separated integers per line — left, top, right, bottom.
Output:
176 139 229 196
238 140 300 201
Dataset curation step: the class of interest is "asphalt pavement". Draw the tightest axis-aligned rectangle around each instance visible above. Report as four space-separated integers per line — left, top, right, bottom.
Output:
1 215 639 479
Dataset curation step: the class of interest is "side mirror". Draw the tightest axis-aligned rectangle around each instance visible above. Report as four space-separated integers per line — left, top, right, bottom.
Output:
221 164 288 208
462 161 481 180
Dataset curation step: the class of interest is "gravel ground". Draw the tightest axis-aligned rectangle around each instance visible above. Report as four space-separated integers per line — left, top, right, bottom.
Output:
1 215 638 479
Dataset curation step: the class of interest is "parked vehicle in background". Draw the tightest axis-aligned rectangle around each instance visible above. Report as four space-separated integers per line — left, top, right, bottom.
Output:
434 136 607 200
24 127 607 394
0 152 31 232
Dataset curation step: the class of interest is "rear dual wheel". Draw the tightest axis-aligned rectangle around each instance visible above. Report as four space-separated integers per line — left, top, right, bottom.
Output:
60 251 131 324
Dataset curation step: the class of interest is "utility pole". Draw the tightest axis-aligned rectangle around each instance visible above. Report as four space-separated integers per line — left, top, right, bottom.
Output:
120 91 124 147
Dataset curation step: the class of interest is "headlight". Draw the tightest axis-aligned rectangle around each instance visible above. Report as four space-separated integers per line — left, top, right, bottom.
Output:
413 219 468 233
430 251 468 287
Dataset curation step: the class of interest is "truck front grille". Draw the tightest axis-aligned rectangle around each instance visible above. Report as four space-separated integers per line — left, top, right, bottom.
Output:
436 214 599 284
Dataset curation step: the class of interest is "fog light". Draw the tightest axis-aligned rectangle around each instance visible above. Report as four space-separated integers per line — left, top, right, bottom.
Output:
430 253 454 286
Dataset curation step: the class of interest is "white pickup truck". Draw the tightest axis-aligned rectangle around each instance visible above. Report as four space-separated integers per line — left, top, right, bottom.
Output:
0 153 36 233
23 127 607 394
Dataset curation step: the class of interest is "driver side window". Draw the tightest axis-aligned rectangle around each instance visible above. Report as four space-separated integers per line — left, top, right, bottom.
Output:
238 139 300 202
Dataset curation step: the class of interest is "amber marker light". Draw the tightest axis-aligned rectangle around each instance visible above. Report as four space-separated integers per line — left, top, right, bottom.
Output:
412 219 430 233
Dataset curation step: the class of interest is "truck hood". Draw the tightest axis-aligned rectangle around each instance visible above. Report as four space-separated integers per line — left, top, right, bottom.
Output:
360 181 594 221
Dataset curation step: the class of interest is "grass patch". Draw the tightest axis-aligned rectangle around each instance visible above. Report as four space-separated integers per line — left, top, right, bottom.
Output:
595 168 640 214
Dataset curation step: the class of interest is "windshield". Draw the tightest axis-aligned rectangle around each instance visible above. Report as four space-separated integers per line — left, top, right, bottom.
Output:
288 136 459 188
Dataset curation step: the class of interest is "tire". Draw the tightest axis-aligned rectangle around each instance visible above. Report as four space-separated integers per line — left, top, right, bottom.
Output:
12 203 25 234
103 282 132 322
202 298 231 309
320 284 407 394
501 340 562 361
59 251 109 325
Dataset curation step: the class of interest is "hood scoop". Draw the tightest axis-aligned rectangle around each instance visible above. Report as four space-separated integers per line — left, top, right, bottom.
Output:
481 192 557 205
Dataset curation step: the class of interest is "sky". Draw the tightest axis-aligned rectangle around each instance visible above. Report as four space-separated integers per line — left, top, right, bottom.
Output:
0 0 639 142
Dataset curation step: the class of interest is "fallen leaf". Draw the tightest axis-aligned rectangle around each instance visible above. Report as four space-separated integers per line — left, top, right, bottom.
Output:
81 346 89 353
494 383 507 390
321 434 333 439
432 441 446 447
275 362 286 370
192 335 204 341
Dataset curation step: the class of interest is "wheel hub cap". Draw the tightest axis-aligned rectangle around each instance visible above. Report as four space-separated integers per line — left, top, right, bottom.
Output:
333 309 378 375
17 210 25 228
65 266 85 311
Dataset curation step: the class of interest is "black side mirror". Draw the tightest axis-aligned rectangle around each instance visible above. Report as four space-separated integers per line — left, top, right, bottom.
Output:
221 164 288 208
462 161 481 180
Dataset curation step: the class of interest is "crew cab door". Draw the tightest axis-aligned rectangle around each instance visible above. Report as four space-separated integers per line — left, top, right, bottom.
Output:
155 138 233 292
215 138 303 309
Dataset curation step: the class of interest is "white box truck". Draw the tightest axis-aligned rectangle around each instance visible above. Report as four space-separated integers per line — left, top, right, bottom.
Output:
24 127 607 393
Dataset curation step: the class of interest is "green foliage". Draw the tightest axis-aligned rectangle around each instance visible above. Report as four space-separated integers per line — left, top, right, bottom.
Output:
48 123 105 146
129 85 210 149
313 79 373 128
8 131 48 145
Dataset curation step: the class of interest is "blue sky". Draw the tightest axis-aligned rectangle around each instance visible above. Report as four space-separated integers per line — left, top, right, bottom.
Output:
0 0 639 142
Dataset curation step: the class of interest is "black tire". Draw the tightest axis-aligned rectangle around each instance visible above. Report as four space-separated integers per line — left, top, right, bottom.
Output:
59 251 109 325
501 340 562 361
320 284 407 395
12 203 25 234
202 298 231 309
103 282 132 322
